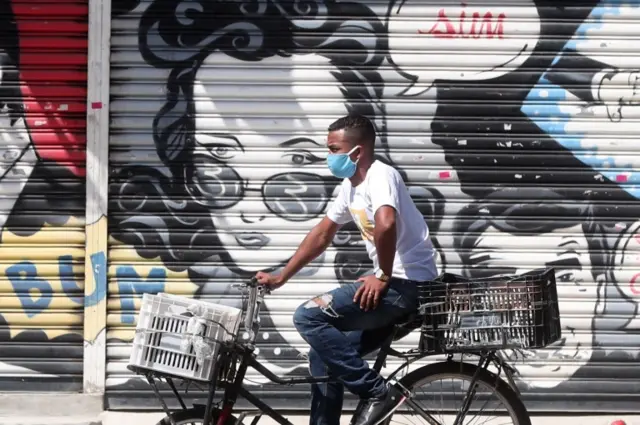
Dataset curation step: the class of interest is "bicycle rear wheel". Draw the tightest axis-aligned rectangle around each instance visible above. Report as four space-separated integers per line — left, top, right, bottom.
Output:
388 360 531 425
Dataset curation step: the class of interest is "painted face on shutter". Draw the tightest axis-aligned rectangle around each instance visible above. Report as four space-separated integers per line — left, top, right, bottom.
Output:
192 54 347 272
0 49 37 232
606 221 640 336
467 223 594 389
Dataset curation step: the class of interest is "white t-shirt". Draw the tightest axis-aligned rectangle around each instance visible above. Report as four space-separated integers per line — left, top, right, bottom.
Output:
326 160 437 281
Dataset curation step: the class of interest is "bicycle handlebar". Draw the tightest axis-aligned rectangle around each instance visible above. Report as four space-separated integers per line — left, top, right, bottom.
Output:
238 276 271 341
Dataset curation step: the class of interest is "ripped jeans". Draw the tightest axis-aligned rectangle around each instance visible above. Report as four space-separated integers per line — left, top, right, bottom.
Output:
292 278 419 425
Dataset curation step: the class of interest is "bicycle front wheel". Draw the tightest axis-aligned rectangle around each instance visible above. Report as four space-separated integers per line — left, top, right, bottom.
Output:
388 360 531 425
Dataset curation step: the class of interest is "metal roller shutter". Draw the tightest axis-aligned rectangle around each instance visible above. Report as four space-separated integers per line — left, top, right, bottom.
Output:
108 0 640 413
0 1 87 391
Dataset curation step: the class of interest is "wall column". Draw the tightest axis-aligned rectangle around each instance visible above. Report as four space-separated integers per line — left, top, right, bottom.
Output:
84 0 112 394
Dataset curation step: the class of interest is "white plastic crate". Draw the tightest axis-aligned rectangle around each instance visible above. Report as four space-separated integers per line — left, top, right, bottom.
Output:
129 293 243 382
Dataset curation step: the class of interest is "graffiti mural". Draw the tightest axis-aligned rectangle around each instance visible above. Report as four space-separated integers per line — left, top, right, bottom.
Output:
107 0 640 411
0 1 87 391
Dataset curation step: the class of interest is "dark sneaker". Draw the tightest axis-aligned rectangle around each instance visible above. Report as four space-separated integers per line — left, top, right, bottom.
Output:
354 385 407 425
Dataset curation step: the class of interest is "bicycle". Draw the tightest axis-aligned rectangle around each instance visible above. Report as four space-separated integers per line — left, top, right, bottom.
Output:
128 268 561 425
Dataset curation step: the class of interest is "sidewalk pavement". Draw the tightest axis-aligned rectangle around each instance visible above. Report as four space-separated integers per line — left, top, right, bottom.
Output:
1 411 639 425
0 395 637 425
100 412 639 425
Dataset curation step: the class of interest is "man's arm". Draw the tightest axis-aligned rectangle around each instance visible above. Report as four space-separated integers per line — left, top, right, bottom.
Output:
353 168 401 310
258 183 352 288
373 206 397 278
371 168 402 278
274 216 341 285
353 206 397 311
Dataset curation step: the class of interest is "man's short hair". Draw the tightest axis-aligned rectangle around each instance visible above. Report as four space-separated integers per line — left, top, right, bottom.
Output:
328 114 376 149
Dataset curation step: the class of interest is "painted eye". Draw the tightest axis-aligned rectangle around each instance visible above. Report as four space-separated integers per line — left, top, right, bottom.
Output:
290 154 306 165
208 144 238 160
283 150 323 165
556 271 576 283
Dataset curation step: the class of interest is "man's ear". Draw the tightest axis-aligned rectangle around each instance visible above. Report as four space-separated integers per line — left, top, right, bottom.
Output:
350 144 362 159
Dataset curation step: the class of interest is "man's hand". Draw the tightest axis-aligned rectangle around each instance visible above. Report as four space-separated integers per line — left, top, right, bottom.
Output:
353 274 389 311
255 271 285 290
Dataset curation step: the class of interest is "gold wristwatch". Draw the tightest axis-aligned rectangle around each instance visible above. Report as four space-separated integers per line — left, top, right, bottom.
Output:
375 269 390 282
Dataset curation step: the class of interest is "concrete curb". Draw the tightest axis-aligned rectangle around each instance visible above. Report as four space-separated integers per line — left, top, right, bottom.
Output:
0 419 101 425
0 393 103 417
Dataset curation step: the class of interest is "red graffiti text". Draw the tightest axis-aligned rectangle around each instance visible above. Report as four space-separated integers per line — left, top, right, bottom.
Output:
418 6 506 39
630 273 640 295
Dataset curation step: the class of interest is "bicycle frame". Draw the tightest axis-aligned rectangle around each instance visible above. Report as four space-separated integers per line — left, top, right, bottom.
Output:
221 343 383 425
139 280 521 425
143 325 475 425
142 324 421 425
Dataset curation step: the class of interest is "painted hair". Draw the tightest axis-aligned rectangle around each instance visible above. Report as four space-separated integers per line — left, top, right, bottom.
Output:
112 0 391 281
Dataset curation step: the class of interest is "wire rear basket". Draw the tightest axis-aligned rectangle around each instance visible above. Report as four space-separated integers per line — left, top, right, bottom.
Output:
128 293 243 382
418 268 561 353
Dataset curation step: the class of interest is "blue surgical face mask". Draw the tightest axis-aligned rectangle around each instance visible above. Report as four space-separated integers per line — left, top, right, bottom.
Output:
326 146 360 179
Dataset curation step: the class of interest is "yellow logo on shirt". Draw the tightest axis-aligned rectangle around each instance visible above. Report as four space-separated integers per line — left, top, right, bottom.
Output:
349 208 374 242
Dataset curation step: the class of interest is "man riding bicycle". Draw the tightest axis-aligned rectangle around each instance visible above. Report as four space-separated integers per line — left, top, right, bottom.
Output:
255 114 438 425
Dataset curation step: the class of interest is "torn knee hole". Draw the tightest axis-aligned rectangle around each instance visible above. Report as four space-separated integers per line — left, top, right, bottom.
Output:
304 293 333 309
303 294 340 318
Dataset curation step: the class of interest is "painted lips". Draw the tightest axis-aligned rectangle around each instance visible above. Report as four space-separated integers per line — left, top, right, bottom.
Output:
234 232 271 249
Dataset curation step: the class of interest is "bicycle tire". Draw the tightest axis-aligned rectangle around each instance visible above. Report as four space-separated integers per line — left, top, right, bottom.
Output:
391 360 531 425
156 406 239 425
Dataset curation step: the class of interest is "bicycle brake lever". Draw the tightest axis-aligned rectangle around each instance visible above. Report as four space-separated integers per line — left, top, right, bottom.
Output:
231 283 250 294
262 285 271 295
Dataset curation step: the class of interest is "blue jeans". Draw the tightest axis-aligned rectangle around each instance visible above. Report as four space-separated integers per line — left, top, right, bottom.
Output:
292 279 419 425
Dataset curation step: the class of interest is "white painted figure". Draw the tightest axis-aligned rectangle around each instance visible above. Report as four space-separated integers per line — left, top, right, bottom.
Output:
193 53 348 273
